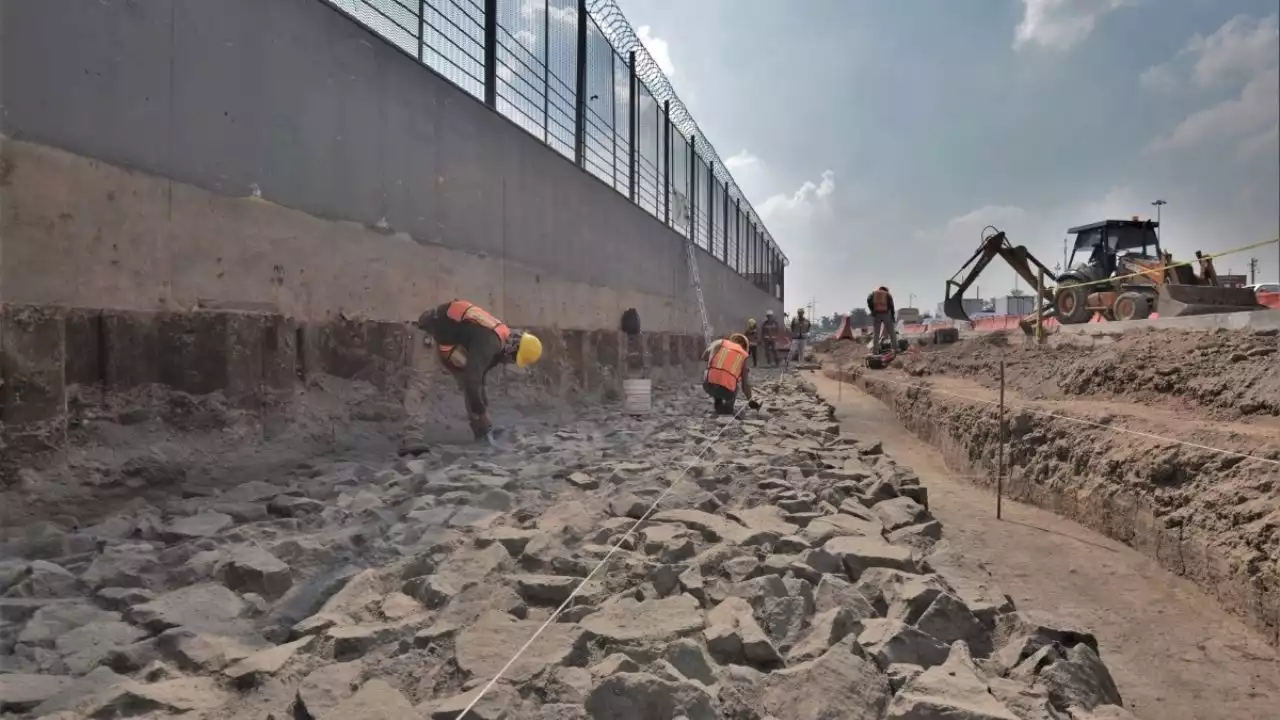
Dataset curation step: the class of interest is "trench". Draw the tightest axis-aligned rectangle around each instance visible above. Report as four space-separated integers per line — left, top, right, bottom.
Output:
818 364 1280 650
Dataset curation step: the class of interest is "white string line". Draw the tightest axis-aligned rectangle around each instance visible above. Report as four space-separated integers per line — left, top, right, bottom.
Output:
458 367 793 717
842 370 1280 467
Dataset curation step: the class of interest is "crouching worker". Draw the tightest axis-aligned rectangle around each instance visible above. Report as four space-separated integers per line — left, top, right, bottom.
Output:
417 300 543 444
703 333 760 415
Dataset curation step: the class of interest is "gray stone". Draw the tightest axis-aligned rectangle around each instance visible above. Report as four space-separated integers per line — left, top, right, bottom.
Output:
457 610 584 683
823 536 918 578
704 596 781 667
481 527 539 556
293 660 363 717
801 514 881 545
221 545 293 599
0 673 75 713
872 497 930 532
993 611 1099 670
914 593 992 657
516 574 603 606
584 673 715 720
3 560 80 599
580 594 706 643
775 535 810 553
17 602 118 648
650 509 752 544
31 666 230 717
728 505 799 536
156 626 272 672
591 652 641 676
324 679 418 720
813 575 878 621
566 471 600 490
95 586 156 611
126 583 247 633
858 619 951 670
1036 643 1124 712
760 644 892 720
662 638 717 686
403 575 462 609
222 636 313 687
329 621 413 661
429 683 519 720
887 642 1020 720
163 511 233 541
787 607 859 663
610 493 649 519
886 663 924 693
80 543 161 589
54 621 149 675
268 494 326 518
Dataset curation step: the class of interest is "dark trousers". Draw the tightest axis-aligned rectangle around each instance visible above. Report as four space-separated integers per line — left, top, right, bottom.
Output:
704 382 737 415
748 344 758 367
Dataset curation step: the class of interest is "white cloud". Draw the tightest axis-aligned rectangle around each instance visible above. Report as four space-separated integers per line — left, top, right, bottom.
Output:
1147 68 1280 152
1186 14 1279 88
521 0 576 26
945 205 1027 233
1238 122 1280 160
724 150 760 171
758 171 836 221
1013 0 1135 52
1139 63 1179 93
636 25 676 78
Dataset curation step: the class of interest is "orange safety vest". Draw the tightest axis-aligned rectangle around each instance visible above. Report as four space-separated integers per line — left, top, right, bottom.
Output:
706 341 748 392
438 300 510 369
872 290 890 313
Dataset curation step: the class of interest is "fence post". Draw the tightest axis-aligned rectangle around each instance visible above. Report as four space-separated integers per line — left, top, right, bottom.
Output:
417 0 425 62
688 140 697 245
628 51 637 203
721 183 728 263
733 198 742 270
609 51 616 184
663 100 672 227
483 0 497 108
544 0 551 142
573 0 587 167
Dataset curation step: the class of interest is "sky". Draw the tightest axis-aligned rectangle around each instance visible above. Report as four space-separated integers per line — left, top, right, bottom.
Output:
615 0 1280 317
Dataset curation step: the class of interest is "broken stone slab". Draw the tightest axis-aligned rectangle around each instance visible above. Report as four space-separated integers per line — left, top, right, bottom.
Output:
479 527 539 556
428 682 520 720
222 635 313 687
886 663 924 693
650 509 753 544
584 672 715 720
580 594 706 644
31 666 230 717
823 536 918 579
319 678 418 720
609 493 649 520
16 601 118 648
760 643 892 720
220 545 293 599
858 619 951 670
80 543 161 590
379 591 425 621
871 497 930 532
268 494 327 518
566 472 600 490
786 607 859 664
914 592 993 657
3 560 81 599
993 611 1100 671
727 505 800 537
854 569 950 621
95 586 156 612
515 574 606 607
591 652 641 676
760 595 810 651
812 575 878 621
801 514 882 546
54 620 149 675
704 596 781 667
156 626 273 672
162 511 234 542
126 583 248 633
329 619 420 661
887 641 1019 720
293 660 363 718
1020 642 1124 712
0 673 75 714
662 637 717 686
887 520 943 547
456 610 585 683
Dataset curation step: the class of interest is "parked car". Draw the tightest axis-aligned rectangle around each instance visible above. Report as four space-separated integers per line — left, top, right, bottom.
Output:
1245 282 1280 295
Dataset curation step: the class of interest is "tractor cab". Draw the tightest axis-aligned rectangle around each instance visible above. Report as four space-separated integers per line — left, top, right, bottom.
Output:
1064 218 1161 281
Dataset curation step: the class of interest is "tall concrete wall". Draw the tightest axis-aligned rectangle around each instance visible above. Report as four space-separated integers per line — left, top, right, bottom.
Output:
0 0 782 333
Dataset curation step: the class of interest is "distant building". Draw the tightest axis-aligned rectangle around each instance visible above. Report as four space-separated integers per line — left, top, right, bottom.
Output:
994 295 1036 316
897 307 922 324
1218 274 1248 288
936 298 986 320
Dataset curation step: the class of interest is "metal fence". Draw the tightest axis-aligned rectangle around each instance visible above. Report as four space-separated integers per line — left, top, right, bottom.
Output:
324 0 787 301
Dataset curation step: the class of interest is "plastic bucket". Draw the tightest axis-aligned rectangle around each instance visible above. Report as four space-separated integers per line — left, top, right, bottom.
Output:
622 378 652 415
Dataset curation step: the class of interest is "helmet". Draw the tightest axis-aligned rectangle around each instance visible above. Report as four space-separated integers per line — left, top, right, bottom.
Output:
747 318 757 329
766 309 774 317
515 332 543 367
728 333 750 350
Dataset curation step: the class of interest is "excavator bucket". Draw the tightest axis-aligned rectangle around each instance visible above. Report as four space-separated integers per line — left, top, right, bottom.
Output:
1157 284 1264 317
943 292 972 323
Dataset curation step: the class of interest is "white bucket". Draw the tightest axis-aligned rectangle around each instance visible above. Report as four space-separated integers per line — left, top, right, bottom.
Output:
622 378 652 415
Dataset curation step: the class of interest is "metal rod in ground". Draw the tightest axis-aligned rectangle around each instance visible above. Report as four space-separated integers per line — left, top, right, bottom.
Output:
997 356 1005 520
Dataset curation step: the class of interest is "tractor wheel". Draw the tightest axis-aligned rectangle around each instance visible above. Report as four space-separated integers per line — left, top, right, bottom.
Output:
1113 291 1152 321
1055 282 1092 324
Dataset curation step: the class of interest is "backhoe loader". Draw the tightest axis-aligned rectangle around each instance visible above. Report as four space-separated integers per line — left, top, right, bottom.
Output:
943 219 1263 333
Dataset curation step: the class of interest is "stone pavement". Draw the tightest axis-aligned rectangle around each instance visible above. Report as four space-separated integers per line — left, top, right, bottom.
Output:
0 375 1130 719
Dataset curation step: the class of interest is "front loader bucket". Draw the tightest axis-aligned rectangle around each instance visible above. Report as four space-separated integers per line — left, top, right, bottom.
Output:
943 287 971 322
1157 284 1264 318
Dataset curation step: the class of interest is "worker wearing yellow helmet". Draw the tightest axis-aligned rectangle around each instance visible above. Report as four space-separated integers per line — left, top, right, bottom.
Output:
416 300 542 445
703 333 760 415
744 318 760 367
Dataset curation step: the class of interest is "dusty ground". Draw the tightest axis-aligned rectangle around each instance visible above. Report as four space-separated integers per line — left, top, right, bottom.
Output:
809 371 1280 720
821 329 1280 647
1 373 1131 719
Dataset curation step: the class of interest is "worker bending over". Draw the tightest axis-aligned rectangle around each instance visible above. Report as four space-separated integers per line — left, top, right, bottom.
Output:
867 286 898 352
417 300 542 444
703 334 760 415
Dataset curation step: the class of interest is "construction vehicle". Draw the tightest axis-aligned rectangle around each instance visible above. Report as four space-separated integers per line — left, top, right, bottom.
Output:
943 219 1264 331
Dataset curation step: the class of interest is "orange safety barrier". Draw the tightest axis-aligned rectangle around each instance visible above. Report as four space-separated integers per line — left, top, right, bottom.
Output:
1260 291 1280 309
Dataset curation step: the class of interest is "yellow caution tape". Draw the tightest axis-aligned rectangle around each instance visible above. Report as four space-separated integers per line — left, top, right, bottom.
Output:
1049 236 1279 292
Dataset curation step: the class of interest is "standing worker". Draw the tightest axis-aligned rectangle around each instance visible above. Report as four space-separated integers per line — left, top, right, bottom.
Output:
417 300 543 444
789 308 812 363
745 318 760 367
760 310 781 367
867 286 898 353
703 334 760 415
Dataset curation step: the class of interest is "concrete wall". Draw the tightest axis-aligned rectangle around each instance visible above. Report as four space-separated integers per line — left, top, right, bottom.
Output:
0 0 781 333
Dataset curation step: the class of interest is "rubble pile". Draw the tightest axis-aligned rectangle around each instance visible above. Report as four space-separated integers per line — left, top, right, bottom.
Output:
1 376 1130 719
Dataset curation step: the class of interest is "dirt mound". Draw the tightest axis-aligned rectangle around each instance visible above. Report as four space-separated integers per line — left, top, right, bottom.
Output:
898 328 1280 418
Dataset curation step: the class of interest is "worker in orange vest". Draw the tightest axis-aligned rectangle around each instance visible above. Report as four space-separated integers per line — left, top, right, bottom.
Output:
703 334 760 415
866 285 898 353
417 300 543 444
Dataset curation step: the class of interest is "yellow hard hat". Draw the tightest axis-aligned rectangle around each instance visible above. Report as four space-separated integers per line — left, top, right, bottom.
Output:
516 332 543 367
747 318 757 328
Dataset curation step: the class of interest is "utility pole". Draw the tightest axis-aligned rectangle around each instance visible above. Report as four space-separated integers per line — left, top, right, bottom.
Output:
1151 199 1167 240
1249 257 1259 284
1062 236 1068 272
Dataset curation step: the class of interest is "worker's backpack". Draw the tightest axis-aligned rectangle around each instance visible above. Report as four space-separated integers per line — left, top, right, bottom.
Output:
621 308 641 336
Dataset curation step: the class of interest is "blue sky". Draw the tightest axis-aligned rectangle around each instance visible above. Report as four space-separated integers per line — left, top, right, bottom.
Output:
617 0 1280 315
